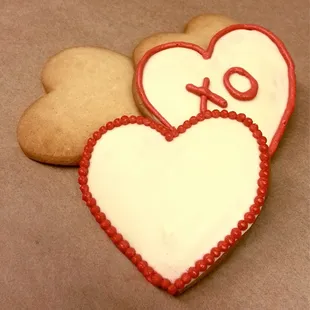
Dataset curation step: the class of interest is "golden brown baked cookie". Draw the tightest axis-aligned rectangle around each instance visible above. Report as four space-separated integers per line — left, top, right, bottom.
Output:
132 14 237 65
17 47 140 166
132 14 237 118
17 14 238 166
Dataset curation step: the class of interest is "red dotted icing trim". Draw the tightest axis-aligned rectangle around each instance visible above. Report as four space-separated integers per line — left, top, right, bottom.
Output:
78 111 270 296
135 24 296 157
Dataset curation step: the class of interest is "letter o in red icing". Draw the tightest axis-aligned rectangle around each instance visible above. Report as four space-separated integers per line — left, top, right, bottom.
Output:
223 67 259 101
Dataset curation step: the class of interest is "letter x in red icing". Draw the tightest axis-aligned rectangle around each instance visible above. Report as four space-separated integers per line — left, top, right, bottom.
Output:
186 77 228 112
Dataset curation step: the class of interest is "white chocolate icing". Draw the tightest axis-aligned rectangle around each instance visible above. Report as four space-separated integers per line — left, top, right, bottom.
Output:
142 30 289 146
88 119 261 282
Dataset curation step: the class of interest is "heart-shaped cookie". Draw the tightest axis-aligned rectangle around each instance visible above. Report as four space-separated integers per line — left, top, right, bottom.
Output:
78 110 269 295
132 14 238 64
17 14 237 166
133 24 296 156
17 47 141 166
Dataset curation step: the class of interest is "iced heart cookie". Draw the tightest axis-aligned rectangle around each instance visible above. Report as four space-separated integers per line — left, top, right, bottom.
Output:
78 110 270 295
17 47 140 166
133 24 296 156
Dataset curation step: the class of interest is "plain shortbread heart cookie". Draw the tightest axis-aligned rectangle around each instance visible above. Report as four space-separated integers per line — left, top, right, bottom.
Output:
17 14 237 166
17 47 140 166
132 14 238 65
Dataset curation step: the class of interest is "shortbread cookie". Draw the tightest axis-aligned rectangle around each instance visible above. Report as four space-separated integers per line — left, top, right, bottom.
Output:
17 14 241 166
79 111 270 295
133 21 296 156
132 14 238 64
17 47 140 166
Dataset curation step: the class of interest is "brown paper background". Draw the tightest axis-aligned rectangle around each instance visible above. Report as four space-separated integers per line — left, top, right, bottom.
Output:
0 1 309 309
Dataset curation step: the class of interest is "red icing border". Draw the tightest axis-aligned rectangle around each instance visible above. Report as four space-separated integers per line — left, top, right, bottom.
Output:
135 24 296 157
78 110 270 296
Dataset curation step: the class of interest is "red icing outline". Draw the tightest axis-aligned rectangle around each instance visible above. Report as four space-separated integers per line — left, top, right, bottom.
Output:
223 67 259 100
135 24 296 157
78 111 270 296
186 77 228 112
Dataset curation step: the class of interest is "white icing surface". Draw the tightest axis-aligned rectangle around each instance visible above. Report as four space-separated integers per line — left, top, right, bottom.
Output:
88 119 261 282
142 30 289 145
